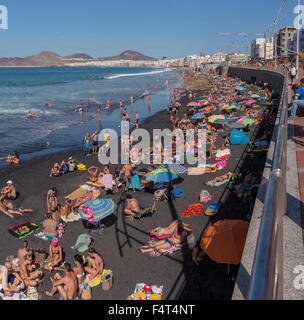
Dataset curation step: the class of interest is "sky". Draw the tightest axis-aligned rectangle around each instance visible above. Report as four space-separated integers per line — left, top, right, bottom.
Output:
0 0 300 59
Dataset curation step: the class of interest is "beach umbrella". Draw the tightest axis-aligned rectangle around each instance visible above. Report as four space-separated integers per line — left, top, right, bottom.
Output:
244 99 257 106
250 94 260 99
146 168 178 183
203 106 216 113
238 118 254 125
214 117 239 124
78 198 117 222
157 163 188 175
187 102 201 108
208 115 225 124
236 87 246 91
199 100 209 106
226 122 246 129
192 113 206 120
200 219 249 265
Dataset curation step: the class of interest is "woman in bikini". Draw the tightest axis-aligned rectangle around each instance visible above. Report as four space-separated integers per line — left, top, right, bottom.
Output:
47 187 58 213
85 248 104 280
42 212 58 239
88 166 99 183
72 190 92 210
73 255 86 287
45 238 63 272
140 220 192 254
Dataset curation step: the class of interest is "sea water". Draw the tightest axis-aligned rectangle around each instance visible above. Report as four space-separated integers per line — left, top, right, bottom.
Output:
0 67 181 167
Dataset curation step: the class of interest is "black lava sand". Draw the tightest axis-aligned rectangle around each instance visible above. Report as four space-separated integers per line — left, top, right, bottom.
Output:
0 75 276 300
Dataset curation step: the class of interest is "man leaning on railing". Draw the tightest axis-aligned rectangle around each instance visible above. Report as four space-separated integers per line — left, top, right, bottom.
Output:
289 78 304 120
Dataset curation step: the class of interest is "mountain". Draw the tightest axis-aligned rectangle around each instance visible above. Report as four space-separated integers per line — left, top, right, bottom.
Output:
0 50 158 67
64 53 93 60
99 50 158 61
0 51 64 67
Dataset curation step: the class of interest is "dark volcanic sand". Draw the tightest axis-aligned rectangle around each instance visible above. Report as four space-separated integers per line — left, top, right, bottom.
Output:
0 77 274 300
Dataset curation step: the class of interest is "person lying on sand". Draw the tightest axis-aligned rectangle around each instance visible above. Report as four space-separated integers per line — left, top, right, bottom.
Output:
140 220 192 254
6 151 20 165
2 199 32 215
206 172 234 187
0 180 17 201
46 263 77 300
44 238 63 272
149 220 191 238
72 190 92 210
0 200 23 218
84 248 104 280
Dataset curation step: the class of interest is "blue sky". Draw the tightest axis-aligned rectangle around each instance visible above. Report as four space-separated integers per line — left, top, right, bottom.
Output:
0 0 300 59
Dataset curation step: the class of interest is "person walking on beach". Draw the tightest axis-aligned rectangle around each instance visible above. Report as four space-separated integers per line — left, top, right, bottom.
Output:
83 133 91 156
130 96 133 105
106 100 111 110
135 112 139 128
47 187 58 213
91 131 99 154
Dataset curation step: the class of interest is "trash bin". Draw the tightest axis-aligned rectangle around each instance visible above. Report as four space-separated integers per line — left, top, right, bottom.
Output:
101 273 113 291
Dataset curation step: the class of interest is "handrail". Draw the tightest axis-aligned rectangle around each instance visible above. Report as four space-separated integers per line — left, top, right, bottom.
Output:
247 70 288 300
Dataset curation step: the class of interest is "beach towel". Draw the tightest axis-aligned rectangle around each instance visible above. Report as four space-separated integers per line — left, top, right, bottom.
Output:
87 269 113 288
8 222 39 239
200 190 213 203
86 181 104 187
61 212 82 223
34 232 48 241
65 187 88 201
128 173 141 190
100 174 113 190
216 160 227 170
71 234 92 253
148 233 174 240
205 203 221 216
213 179 232 187
127 283 163 300
172 188 183 198
182 203 203 218
0 291 28 301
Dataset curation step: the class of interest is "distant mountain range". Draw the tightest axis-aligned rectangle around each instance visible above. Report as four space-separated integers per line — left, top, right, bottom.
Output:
0 50 158 67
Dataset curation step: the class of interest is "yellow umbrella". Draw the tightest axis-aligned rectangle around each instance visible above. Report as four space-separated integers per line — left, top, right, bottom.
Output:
208 115 225 124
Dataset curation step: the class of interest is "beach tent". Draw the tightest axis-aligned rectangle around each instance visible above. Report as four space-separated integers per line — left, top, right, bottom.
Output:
230 129 249 145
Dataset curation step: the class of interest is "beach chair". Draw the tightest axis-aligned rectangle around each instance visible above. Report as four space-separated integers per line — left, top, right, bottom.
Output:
127 200 156 221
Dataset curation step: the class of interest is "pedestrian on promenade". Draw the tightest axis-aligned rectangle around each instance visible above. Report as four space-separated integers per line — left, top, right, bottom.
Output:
289 78 304 119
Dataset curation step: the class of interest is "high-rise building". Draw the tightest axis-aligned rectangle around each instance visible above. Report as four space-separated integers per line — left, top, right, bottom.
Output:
276 26 297 59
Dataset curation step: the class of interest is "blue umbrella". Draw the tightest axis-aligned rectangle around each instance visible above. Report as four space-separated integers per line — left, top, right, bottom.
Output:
192 113 206 120
157 163 188 175
78 198 117 222
236 87 246 91
146 168 179 183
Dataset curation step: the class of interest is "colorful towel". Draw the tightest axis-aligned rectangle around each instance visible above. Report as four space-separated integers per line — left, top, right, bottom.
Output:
87 269 113 288
128 173 141 190
61 212 82 223
65 188 88 201
182 203 203 218
127 283 163 300
205 203 221 216
86 181 104 187
71 234 92 253
8 222 39 239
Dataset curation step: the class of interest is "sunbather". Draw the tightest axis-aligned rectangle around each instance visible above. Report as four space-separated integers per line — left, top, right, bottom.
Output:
0 180 17 201
46 263 78 300
88 166 99 183
0 261 25 297
206 172 234 187
49 163 62 177
72 190 92 209
20 253 43 288
73 255 86 287
84 248 104 280
42 212 58 239
44 238 63 272
149 220 191 238
140 220 192 254
47 187 58 213
6 151 20 165
124 194 141 218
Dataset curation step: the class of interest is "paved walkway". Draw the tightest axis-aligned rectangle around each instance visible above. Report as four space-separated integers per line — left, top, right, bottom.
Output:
284 117 304 299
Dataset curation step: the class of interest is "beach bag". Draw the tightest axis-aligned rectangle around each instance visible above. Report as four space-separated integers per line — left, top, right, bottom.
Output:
154 189 168 201
102 272 113 291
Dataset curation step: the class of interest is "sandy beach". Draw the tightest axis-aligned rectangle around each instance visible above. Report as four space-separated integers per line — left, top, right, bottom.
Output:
0 70 275 300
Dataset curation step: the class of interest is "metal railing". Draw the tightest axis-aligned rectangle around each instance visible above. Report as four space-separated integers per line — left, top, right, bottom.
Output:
247 70 288 300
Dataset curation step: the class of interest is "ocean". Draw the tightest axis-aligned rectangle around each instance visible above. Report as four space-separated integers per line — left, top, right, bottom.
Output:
0 67 181 167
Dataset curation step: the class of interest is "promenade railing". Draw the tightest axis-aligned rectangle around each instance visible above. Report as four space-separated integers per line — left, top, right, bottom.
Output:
246 70 288 300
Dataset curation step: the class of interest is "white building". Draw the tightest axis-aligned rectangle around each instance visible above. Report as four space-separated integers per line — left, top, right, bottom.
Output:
251 37 274 60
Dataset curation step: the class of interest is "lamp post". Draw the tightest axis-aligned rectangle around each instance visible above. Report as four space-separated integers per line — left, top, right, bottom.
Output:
296 0 300 80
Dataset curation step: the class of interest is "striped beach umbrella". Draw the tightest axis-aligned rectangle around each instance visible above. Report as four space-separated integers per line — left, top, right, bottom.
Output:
226 122 246 129
78 198 117 222
146 168 179 183
244 99 257 106
208 115 225 124
192 113 206 120
157 163 188 175
214 117 239 124
187 102 201 107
